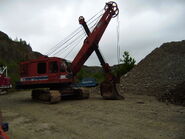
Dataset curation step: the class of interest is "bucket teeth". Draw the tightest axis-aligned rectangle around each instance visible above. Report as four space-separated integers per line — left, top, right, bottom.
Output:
100 81 124 100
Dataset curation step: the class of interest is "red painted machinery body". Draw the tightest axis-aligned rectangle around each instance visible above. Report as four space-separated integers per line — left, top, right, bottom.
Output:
0 75 11 89
18 56 73 89
16 1 123 102
17 2 118 89
0 66 12 94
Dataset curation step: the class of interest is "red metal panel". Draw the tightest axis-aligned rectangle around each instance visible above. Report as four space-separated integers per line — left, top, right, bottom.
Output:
71 3 116 75
0 75 11 87
19 57 74 86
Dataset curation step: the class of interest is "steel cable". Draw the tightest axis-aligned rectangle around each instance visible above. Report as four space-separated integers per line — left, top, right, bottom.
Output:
46 9 104 56
56 22 97 58
116 15 120 65
48 14 103 57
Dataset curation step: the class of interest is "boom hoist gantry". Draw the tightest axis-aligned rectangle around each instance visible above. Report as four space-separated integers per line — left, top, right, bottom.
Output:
16 1 124 103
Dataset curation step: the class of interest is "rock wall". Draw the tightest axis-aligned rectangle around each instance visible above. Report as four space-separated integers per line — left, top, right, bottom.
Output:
0 31 42 84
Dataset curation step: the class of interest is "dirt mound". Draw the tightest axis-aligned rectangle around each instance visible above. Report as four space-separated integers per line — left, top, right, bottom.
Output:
120 40 185 105
161 81 185 106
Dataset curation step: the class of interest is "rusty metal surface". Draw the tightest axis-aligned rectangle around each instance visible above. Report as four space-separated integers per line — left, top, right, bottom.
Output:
31 88 89 103
100 81 124 100
50 90 61 104
32 89 50 102
31 89 61 104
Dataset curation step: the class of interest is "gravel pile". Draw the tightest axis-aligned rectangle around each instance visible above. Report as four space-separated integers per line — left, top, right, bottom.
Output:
120 40 185 105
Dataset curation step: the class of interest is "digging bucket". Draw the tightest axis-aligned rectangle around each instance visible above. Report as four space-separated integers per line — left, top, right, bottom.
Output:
100 80 124 100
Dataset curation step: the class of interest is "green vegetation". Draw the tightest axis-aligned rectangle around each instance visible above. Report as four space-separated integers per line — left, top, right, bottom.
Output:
76 68 104 83
77 51 136 83
0 59 19 85
0 31 42 85
15 37 30 47
114 51 136 77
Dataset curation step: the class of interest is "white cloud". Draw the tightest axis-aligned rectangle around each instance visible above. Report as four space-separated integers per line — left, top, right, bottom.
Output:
0 0 185 66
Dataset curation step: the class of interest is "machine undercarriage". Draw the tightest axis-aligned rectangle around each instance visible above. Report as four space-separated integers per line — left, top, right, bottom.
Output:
31 88 89 103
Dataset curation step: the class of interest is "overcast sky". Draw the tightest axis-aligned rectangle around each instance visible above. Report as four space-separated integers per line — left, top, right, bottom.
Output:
0 0 185 66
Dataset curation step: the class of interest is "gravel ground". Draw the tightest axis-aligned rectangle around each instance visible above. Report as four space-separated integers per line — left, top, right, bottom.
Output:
0 91 185 139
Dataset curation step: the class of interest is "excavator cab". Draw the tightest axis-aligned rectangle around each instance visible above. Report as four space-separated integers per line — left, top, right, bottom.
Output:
18 56 74 90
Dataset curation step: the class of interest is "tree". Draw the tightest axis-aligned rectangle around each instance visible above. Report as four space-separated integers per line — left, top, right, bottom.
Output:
121 51 135 66
14 37 18 42
115 51 136 77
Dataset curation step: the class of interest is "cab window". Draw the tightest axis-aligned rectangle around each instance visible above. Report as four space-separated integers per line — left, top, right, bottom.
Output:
65 62 71 72
37 62 46 74
49 61 58 73
60 63 66 72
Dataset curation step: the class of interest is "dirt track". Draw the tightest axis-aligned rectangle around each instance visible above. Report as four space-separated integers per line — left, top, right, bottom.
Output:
0 91 185 139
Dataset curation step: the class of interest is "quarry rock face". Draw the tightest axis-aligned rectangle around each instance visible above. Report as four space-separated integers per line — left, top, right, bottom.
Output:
0 31 42 83
120 40 185 105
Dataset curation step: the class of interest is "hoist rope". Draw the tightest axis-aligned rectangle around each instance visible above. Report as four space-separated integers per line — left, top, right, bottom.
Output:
64 34 86 58
116 15 120 65
58 22 98 58
46 16 101 56
46 9 104 57
86 9 104 23
52 30 85 56
46 27 83 56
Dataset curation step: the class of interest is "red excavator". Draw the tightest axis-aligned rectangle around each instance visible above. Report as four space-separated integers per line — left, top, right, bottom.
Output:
0 66 12 95
16 1 124 103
